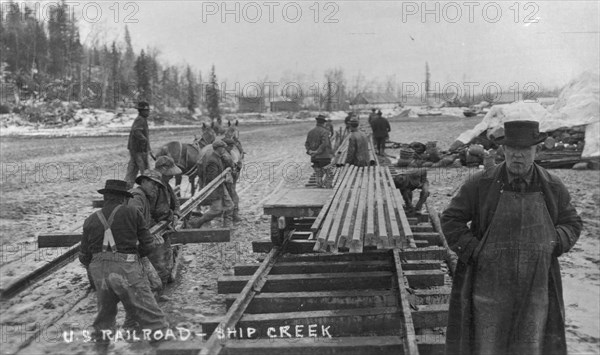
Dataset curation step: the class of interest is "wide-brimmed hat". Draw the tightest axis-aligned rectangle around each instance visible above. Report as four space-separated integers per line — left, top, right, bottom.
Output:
315 114 327 122
98 179 133 197
135 169 165 187
136 101 150 110
154 156 182 176
495 120 548 147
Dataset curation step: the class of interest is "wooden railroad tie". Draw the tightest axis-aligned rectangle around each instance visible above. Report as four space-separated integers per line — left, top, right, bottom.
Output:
157 248 448 355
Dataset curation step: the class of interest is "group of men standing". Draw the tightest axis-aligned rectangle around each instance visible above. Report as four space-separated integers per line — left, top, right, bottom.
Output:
79 101 245 343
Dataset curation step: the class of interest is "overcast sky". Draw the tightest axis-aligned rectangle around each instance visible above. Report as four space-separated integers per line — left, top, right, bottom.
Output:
71 0 599 93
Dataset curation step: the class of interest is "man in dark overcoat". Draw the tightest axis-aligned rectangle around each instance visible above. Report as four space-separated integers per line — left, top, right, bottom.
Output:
441 120 582 355
125 102 155 189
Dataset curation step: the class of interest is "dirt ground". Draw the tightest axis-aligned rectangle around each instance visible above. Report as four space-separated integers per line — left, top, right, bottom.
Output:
0 116 598 355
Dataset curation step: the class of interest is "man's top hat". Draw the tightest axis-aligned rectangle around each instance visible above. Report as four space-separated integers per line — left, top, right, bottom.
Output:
135 169 165 187
495 120 548 147
98 179 133 197
136 101 150 110
315 114 327 122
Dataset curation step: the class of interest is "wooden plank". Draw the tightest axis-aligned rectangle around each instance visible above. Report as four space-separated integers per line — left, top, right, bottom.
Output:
37 233 81 248
223 290 398 313
158 336 444 355
323 166 357 252
338 168 364 250
263 188 333 217
252 240 316 254
402 260 442 271
274 247 445 263
411 303 449 329
413 287 452 305
38 228 230 248
381 167 402 244
365 166 376 246
310 165 350 234
221 336 404 355
375 166 388 247
404 270 446 288
393 249 421 355
218 271 394 294
0 243 80 300
165 228 230 244
195 246 280 355
314 165 356 251
412 232 442 247
233 260 394 276
350 167 369 253
411 224 435 233
235 307 402 337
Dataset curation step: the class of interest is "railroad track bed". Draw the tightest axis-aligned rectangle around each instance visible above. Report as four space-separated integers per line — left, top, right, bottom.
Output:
159 160 453 355
158 211 451 355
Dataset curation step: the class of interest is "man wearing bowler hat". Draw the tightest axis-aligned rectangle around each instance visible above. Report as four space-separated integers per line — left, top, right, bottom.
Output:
126 101 156 189
441 120 582 355
305 114 334 188
79 179 168 342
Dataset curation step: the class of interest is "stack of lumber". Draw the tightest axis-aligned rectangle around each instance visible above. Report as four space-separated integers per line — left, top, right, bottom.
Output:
311 164 415 253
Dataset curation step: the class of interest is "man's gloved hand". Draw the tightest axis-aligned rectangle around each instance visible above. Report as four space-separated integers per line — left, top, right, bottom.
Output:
172 215 180 229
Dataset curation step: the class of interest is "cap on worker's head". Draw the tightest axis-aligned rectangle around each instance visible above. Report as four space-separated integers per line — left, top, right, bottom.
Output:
212 139 227 149
135 169 165 187
136 101 150 110
495 120 547 148
315 114 327 122
377 110 382 116
154 156 182 177
97 179 133 197
372 108 376 112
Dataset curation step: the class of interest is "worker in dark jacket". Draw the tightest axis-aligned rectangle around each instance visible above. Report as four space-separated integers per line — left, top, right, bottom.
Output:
305 114 334 188
188 140 234 228
393 169 429 214
441 120 582 355
222 137 242 223
128 170 165 290
80 179 168 342
125 102 155 189
345 116 370 167
153 156 182 226
153 157 182 285
370 110 391 156
368 108 377 125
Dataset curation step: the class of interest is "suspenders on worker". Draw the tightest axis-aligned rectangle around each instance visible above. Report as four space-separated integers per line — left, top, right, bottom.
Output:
96 206 122 253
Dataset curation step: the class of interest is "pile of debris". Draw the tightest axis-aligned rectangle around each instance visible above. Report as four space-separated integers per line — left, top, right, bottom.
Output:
447 71 599 170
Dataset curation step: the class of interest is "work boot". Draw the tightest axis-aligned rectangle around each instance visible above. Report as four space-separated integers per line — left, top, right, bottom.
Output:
232 208 242 223
188 215 210 229
222 211 233 228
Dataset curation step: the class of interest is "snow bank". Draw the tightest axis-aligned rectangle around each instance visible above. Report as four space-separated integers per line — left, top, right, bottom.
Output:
455 71 600 158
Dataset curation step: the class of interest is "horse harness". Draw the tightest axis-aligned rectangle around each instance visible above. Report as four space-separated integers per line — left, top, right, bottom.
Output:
175 141 200 177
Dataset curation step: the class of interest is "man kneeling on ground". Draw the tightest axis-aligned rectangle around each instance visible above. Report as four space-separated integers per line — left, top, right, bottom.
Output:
393 169 430 214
